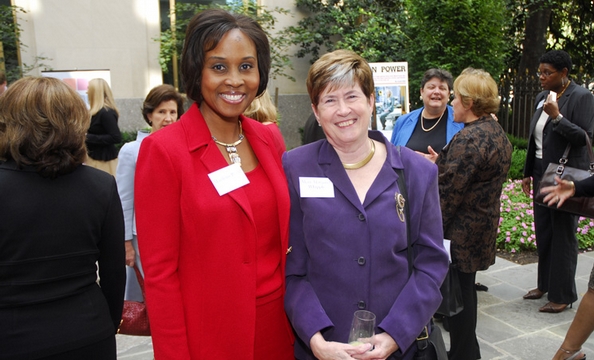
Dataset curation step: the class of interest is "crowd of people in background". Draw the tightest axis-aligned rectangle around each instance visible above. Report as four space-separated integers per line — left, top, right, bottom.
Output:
2 7 594 360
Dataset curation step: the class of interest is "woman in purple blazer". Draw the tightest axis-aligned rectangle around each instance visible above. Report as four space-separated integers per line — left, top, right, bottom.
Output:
283 49 449 360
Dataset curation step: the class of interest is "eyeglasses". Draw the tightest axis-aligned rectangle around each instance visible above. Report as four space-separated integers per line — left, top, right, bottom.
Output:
537 70 558 78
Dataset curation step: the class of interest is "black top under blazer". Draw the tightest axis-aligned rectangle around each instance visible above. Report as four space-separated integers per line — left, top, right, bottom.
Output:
0 160 125 359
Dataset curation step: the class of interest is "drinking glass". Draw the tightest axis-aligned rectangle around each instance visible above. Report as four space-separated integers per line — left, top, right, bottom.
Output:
348 310 376 346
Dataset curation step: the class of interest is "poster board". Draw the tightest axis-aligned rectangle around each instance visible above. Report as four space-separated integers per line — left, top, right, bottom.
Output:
368 62 409 139
41 70 111 107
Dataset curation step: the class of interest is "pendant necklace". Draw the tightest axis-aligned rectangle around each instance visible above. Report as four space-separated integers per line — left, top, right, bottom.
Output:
421 109 446 132
212 121 244 167
557 80 571 99
343 140 375 170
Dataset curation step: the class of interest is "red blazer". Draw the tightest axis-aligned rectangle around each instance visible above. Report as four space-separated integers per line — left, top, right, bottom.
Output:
135 104 291 359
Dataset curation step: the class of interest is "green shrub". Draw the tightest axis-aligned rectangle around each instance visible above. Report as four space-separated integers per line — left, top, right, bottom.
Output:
507 134 528 149
508 147 527 180
116 131 139 151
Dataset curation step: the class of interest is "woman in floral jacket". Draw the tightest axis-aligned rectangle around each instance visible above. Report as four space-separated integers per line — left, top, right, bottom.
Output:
435 68 512 360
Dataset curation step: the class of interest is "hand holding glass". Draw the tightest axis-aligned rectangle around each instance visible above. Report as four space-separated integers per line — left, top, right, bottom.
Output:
348 310 376 346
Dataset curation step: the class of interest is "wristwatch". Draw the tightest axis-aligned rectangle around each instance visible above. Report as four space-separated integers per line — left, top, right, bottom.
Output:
552 114 563 124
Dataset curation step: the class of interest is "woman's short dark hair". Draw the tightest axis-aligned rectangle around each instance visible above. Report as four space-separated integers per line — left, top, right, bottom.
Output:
142 84 186 126
0 77 89 178
539 50 573 75
181 8 271 103
421 69 454 92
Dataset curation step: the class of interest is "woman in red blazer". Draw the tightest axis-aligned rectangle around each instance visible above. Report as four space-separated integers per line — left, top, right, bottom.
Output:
134 9 293 359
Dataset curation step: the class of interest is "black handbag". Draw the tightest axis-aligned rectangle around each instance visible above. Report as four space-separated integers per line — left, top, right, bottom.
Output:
395 153 448 360
534 132 594 218
413 323 449 360
436 263 464 317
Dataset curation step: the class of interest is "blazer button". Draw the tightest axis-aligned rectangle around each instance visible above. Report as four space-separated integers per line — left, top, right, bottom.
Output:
357 257 366 265
358 213 365 221
358 301 366 309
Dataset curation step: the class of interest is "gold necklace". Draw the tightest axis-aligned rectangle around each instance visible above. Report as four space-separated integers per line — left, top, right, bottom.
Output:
212 121 244 166
343 140 375 170
557 80 571 99
421 109 446 132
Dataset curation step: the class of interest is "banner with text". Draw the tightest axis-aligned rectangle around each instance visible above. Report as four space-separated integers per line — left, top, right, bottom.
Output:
368 62 409 134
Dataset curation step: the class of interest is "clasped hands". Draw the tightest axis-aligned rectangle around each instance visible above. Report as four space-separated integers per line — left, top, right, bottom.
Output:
310 332 398 360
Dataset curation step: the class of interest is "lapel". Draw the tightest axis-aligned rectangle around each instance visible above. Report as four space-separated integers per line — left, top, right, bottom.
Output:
318 140 364 212
318 131 400 211
180 105 290 253
557 81 575 116
181 104 255 226
529 93 547 135
537 82 576 130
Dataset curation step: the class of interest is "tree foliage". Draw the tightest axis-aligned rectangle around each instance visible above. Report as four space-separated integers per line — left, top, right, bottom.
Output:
281 0 407 63
0 5 52 83
499 0 594 84
548 0 594 83
402 0 511 108
157 1 294 82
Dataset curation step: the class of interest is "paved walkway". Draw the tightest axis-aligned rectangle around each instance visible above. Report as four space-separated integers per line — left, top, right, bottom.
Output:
116 252 594 359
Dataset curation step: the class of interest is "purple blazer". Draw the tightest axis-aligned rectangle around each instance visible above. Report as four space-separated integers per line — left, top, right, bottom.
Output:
283 131 448 360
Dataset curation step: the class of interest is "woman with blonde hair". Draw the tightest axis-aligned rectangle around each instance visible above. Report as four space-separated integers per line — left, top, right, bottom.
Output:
86 78 121 175
244 89 285 146
435 68 512 360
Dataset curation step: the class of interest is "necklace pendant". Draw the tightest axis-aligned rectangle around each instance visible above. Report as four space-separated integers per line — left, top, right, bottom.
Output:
228 152 241 166
211 121 244 167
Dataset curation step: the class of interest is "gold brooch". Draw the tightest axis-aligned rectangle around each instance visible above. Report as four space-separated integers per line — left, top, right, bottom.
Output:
395 192 405 222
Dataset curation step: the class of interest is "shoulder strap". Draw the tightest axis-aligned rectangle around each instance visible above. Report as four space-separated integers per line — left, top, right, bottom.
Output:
397 147 436 344
395 146 412 278
132 264 146 300
557 131 594 175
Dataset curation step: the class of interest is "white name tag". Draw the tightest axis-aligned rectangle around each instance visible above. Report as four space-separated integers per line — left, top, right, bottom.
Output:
299 177 335 198
443 239 452 263
208 164 250 196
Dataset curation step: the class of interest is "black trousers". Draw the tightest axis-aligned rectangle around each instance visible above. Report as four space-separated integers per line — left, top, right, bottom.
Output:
447 270 480 360
532 159 579 304
40 335 116 360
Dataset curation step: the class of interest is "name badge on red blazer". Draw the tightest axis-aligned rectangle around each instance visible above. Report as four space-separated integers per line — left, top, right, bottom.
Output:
208 164 250 196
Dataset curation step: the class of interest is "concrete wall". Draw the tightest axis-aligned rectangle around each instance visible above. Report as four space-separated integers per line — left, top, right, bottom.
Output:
14 0 162 98
276 93 311 149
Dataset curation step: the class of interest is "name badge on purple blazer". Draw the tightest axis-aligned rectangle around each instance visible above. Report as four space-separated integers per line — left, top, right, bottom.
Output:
299 177 335 198
208 163 250 196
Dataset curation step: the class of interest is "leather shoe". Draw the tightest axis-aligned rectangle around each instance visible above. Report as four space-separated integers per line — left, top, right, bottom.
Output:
539 302 570 313
523 288 546 300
